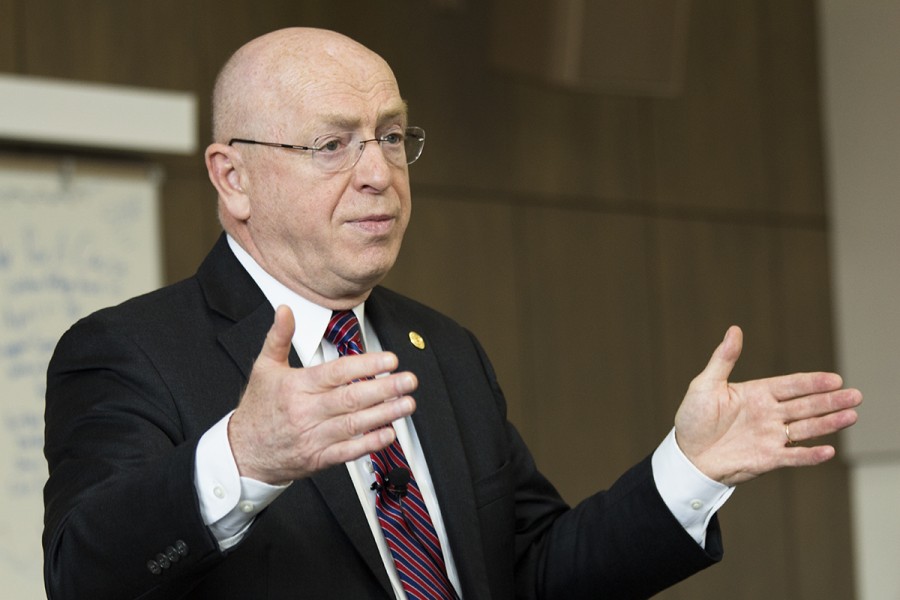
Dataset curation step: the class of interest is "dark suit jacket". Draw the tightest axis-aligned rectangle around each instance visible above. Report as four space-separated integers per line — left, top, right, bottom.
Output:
43 234 722 599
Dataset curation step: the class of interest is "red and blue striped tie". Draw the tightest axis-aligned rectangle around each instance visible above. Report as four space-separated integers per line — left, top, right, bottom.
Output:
325 311 457 600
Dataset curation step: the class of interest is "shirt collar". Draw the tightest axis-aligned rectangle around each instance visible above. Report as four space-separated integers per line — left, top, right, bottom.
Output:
226 234 366 366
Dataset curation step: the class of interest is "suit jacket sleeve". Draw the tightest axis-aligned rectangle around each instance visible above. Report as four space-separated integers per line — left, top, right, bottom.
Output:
43 308 229 600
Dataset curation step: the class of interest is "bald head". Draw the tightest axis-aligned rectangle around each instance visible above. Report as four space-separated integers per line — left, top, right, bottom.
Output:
204 27 413 307
211 28 399 143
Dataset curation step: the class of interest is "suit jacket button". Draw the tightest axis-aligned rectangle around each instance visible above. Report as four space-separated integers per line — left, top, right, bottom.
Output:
156 553 171 569
165 546 180 563
147 560 162 575
174 540 189 557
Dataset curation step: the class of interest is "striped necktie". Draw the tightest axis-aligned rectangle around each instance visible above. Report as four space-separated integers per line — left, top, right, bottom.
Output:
325 311 458 600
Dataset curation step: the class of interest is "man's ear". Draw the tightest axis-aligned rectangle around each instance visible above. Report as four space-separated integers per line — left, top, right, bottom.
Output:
205 143 251 221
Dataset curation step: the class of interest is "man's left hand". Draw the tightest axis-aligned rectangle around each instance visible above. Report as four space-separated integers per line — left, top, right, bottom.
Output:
674 326 862 486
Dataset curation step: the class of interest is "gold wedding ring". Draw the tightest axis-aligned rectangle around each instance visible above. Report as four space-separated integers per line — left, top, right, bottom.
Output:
784 423 795 446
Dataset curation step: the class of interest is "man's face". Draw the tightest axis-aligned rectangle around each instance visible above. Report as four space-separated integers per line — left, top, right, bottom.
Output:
235 51 412 307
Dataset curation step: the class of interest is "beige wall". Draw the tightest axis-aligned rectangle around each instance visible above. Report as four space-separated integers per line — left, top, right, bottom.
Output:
1 1 855 597
819 1 900 598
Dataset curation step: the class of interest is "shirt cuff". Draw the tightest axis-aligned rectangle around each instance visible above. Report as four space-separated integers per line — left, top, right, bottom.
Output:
651 428 734 548
194 411 290 548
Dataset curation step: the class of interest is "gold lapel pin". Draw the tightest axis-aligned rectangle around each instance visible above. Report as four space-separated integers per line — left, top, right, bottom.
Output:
408 331 425 350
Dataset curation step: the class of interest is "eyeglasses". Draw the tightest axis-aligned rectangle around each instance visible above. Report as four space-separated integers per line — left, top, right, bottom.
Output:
228 126 426 173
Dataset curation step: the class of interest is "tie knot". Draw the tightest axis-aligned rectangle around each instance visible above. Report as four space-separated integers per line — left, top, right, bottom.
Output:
326 310 364 356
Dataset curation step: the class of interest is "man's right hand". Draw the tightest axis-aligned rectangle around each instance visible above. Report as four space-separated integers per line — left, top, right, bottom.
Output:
227 305 417 484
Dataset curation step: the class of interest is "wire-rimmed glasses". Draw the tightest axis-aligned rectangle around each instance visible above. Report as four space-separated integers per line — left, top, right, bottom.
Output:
228 126 425 173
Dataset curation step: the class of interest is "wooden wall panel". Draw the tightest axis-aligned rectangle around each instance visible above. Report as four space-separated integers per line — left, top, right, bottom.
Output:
157 170 217 287
16 0 200 89
785 461 855 598
158 173 220 283
489 0 691 97
757 0 828 216
653 218 779 418
498 92 649 202
651 0 769 212
407 76 651 203
488 0 573 82
0 0 15 71
514 208 658 502
578 0 691 96
776 228 837 371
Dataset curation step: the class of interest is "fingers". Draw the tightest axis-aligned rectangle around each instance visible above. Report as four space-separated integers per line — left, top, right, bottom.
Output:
316 426 402 469
772 380 861 445
320 395 413 448
779 444 837 468
264 350 417 435
319 370 418 423
784 407 859 445
311 351 400 390
300 366 417 452
295 380 416 473
768 371 845 401
780 386 862 422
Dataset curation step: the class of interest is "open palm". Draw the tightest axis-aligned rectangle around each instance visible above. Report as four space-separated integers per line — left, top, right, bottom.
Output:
674 326 862 486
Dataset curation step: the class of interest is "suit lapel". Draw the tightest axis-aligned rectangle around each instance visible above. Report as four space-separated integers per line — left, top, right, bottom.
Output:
368 289 493 598
197 235 393 596
309 467 395 595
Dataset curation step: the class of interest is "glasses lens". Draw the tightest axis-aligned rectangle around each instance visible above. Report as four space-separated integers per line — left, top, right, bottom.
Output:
312 133 355 173
404 127 425 165
378 129 408 167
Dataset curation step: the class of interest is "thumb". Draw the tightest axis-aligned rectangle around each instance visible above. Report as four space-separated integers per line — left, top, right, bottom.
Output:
257 305 295 367
696 325 743 386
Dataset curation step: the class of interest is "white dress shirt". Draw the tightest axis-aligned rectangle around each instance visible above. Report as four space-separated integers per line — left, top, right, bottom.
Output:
192 235 733 598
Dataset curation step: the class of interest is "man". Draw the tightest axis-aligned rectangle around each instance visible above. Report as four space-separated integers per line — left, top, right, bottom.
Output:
42 27 861 599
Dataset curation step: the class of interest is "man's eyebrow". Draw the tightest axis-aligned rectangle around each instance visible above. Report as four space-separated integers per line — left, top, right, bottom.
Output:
317 114 361 131
378 102 409 125
316 102 409 131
